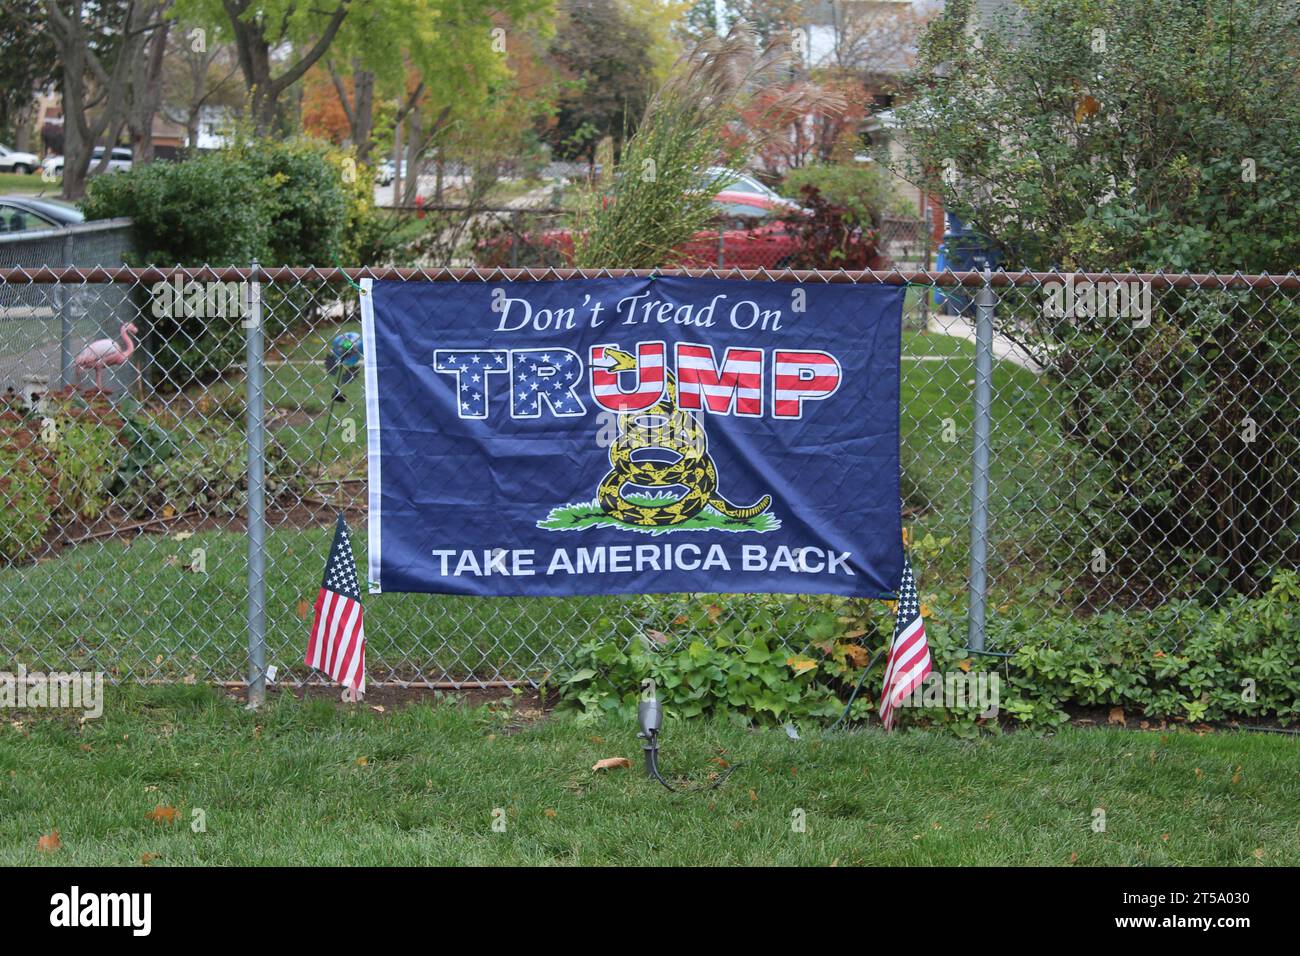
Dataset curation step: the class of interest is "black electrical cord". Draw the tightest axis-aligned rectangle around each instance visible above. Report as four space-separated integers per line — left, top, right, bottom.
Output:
642 730 742 793
827 648 885 733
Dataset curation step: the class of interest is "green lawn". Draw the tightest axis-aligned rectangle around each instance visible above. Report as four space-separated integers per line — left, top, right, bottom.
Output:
0 171 55 196
0 686 1295 866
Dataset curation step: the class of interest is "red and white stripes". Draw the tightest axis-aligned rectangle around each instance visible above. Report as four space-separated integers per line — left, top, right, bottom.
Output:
306 589 366 694
590 343 666 411
879 612 930 730
676 344 764 416
773 351 841 418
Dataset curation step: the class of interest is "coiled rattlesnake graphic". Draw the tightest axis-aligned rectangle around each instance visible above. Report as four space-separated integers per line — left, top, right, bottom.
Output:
595 347 772 527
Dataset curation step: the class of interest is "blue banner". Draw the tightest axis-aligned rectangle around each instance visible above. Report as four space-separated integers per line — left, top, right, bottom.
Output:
361 277 904 597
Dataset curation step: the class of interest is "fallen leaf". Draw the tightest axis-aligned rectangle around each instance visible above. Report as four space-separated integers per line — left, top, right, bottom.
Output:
1232 765 1242 785
645 629 669 645
956 657 973 673
1107 706 1126 726
1074 94 1101 122
592 757 632 772
162 505 175 519
588 735 605 744
707 604 722 623
840 644 870 668
145 805 178 825
1160 833 1170 841
748 789 758 802
355 756 368 766
140 853 160 866
296 600 310 620
37 829 61 852
173 531 193 542
371 705 386 714
543 808 557 818
1069 852 1079 863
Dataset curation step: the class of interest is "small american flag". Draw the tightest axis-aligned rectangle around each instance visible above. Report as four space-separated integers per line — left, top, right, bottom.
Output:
879 555 931 729
306 513 366 695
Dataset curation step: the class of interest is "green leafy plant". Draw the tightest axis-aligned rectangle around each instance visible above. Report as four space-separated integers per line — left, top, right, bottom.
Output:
54 417 117 520
0 452 49 562
557 629 844 726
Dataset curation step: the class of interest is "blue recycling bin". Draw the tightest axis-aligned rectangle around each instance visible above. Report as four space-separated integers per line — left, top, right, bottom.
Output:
934 214 1001 315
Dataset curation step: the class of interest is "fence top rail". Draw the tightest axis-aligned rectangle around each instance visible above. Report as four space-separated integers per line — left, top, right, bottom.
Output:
0 264 1296 289
0 217 134 246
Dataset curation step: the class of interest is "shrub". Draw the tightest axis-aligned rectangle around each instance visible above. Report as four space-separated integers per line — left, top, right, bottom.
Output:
1051 291 1300 599
55 418 118 520
779 184 884 270
82 138 379 387
781 162 905 230
0 453 49 563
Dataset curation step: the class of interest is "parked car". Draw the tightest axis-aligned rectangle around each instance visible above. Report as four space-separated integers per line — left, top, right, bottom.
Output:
0 144 39 175
42 147 133 177
0 195 85 232
375 159 409 187
698 166 802 212
475 190 886 270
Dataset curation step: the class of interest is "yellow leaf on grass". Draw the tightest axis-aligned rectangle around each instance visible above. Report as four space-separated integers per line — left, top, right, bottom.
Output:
592 757 632 772
957 658 973 673
1074 94 1100 122
145 805 178 825
296 600 310 620
37 829 61 852
140 852 160 866
1107 707 1126 726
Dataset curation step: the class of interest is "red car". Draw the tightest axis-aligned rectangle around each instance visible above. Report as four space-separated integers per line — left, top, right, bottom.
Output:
476 191 885 270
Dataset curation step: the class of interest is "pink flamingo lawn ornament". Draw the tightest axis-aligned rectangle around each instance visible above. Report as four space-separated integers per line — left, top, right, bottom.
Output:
74 322 138 392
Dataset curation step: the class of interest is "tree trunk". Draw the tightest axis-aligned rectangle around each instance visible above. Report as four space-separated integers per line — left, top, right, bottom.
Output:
128 8 173 164
351 66 374 164
222 0 351 136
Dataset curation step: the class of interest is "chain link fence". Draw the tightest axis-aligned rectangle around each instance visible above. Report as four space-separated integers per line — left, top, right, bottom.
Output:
0 263 1296 690
0 219 138 399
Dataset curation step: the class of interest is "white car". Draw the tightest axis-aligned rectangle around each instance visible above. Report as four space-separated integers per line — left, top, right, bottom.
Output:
699 166 801 211
0 144 39 174
375 159 409 186
42 146 134 177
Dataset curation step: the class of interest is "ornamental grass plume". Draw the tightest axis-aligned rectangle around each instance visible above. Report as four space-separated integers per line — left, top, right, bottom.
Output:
574 23 844 269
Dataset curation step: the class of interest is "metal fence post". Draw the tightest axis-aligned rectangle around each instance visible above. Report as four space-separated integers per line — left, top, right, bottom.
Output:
245 261 268 706
58 231 73 387
966 277 995 654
